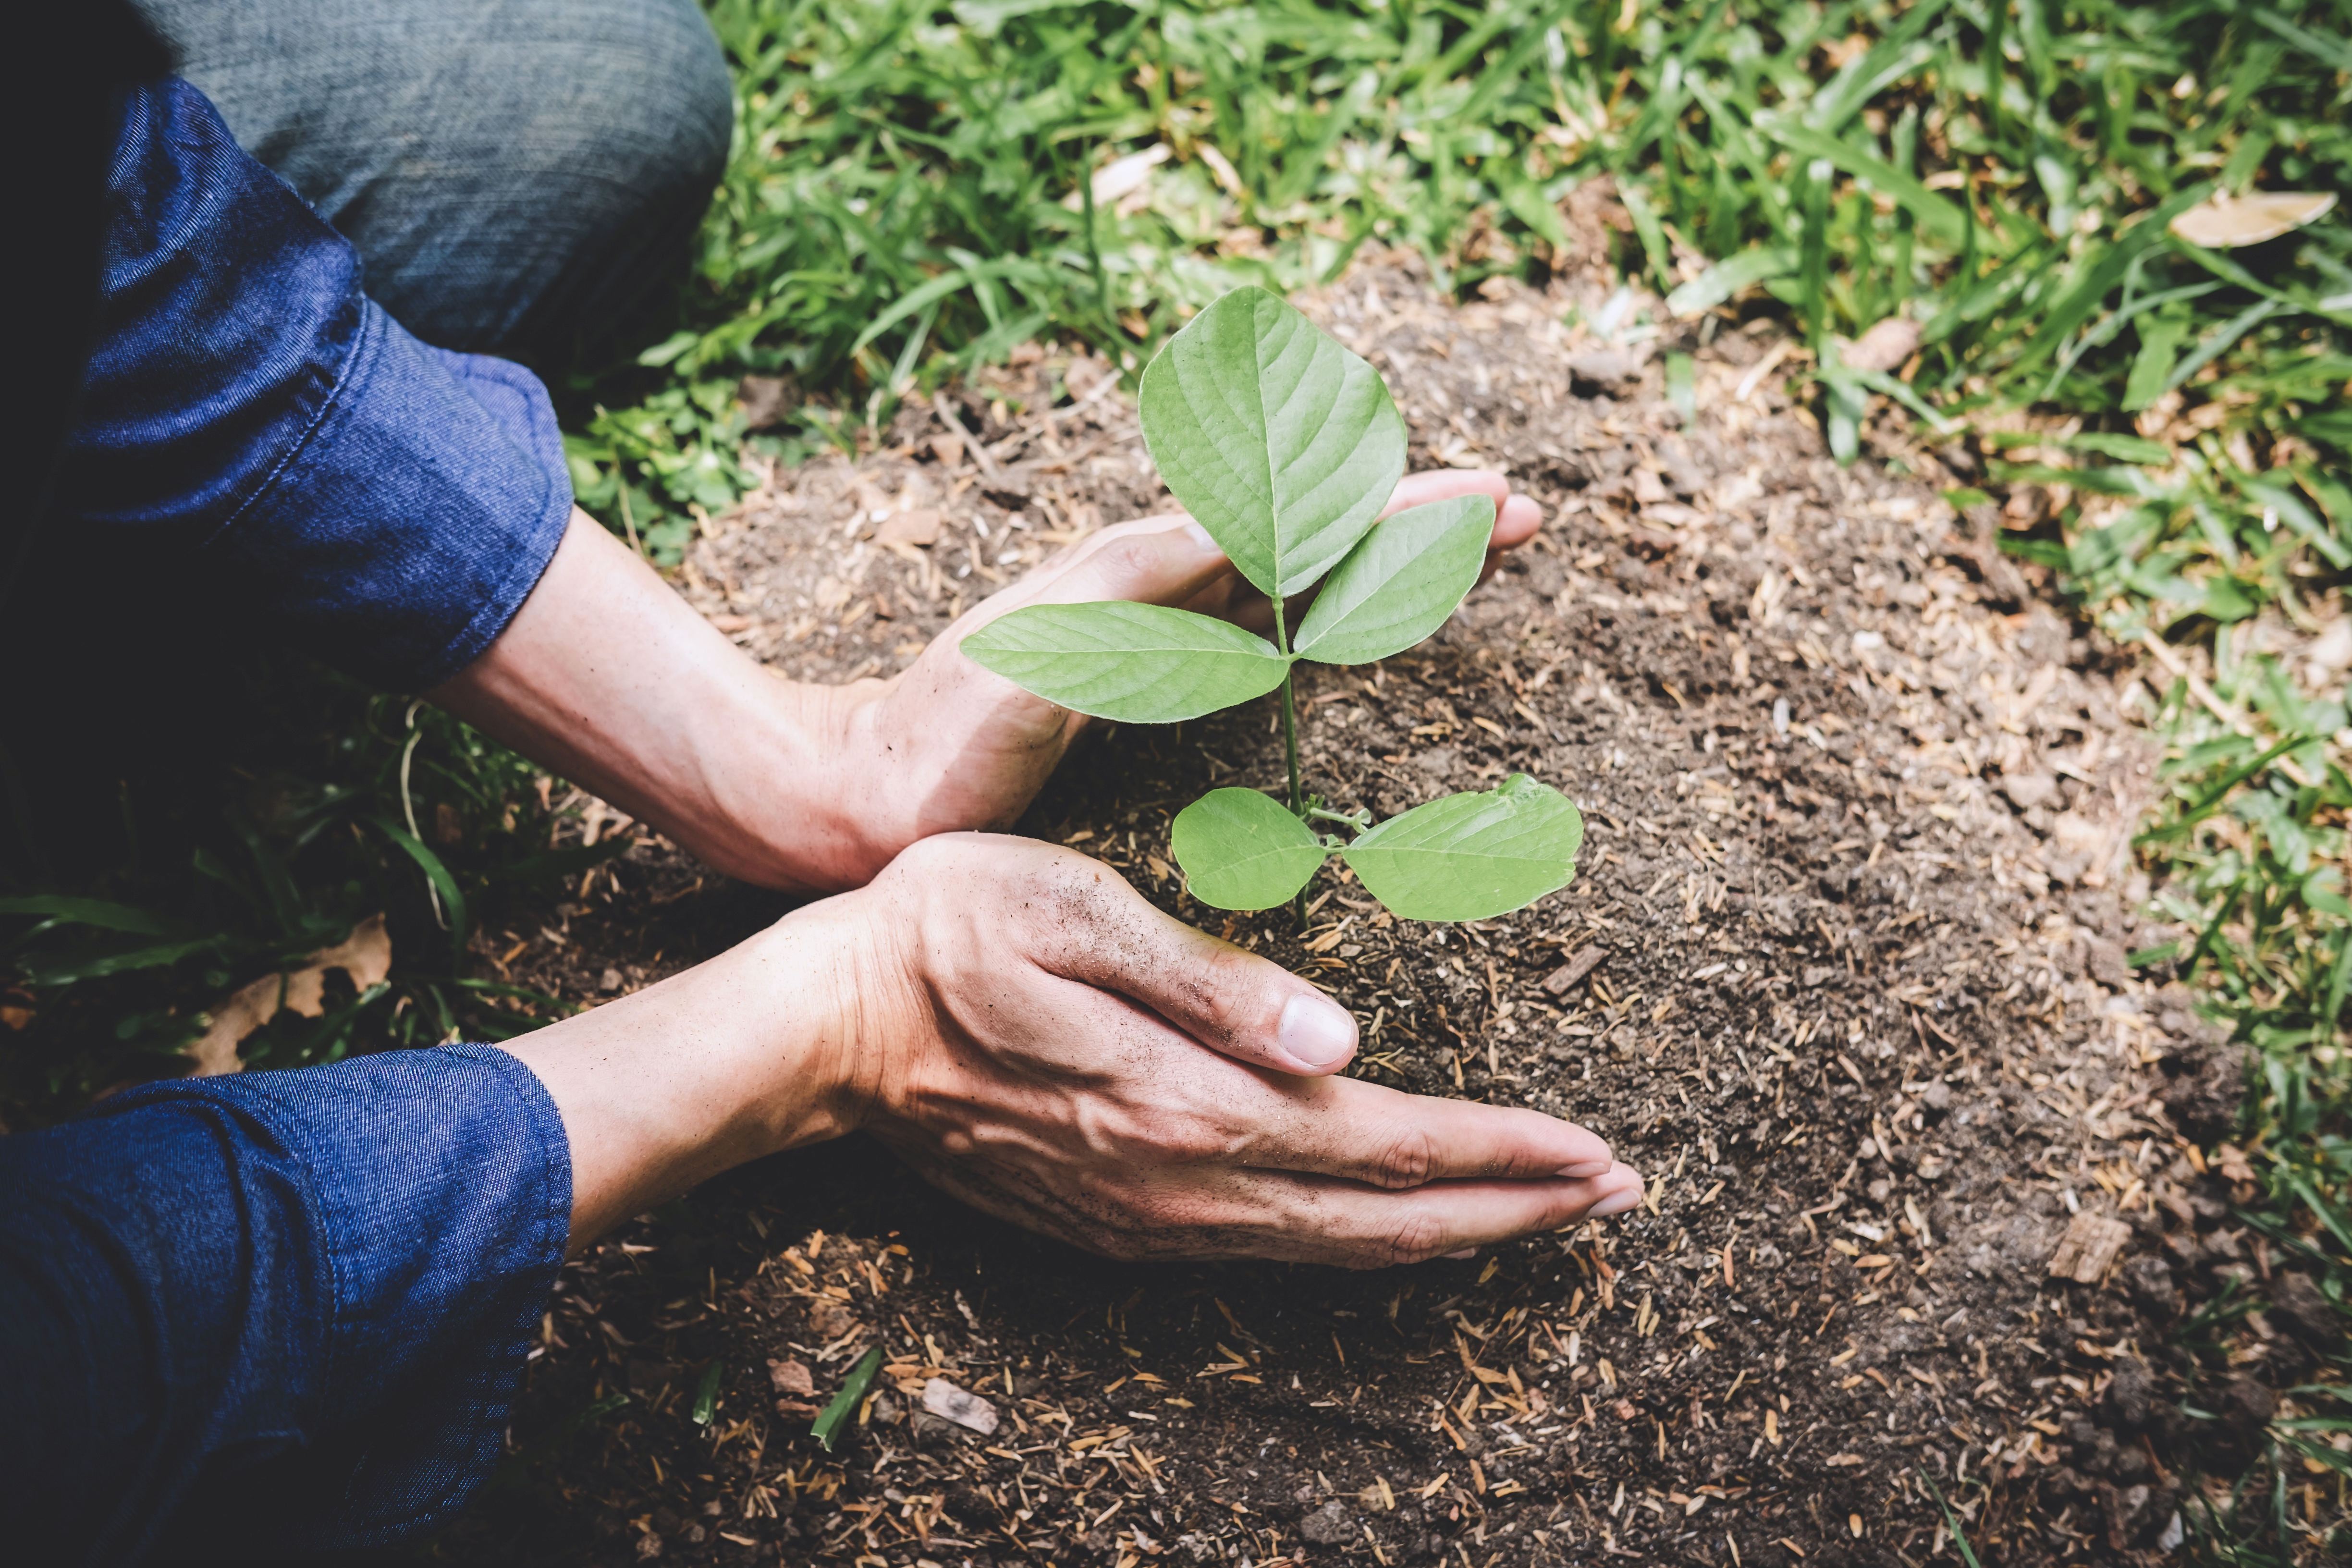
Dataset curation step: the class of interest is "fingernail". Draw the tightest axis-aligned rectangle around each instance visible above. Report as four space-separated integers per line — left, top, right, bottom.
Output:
1180 520 1221 556
1589 1188 1641 1218
1556 1159 1613 1179
1443 1247 1478 1261
1278 993 1356 1070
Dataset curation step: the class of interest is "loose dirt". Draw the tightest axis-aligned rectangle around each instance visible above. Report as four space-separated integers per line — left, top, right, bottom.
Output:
429 260 2289 1568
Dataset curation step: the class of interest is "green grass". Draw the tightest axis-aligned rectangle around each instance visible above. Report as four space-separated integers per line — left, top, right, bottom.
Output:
5 6 2351 1534
0 672 606 1122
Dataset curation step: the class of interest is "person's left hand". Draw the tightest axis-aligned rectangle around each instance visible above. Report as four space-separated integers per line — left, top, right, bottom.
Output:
818 469 1542 885
507 832 1642 1263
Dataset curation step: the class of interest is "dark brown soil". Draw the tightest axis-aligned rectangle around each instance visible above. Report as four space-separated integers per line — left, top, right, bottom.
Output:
422 262 2294 1568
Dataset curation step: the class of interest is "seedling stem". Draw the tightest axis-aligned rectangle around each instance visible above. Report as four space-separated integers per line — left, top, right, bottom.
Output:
1273 603 1303 820
1271 600 1307 927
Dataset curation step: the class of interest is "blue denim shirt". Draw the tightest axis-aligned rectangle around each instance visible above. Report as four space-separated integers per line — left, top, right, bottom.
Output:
0 79 576 1560
0 1048 572 1563
63 76 574 691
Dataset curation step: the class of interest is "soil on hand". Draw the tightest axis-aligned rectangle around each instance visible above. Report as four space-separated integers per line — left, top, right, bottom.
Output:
431 260 2283 1568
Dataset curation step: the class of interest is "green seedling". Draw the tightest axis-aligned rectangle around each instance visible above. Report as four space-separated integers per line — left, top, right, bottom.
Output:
810 1346 883 1453
966 287 1582 919
690 1360 723 1427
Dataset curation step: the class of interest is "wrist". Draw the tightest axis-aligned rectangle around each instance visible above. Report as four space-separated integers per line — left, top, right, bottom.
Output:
686 675 875 892
503 884 915 1250
727 886 915 1149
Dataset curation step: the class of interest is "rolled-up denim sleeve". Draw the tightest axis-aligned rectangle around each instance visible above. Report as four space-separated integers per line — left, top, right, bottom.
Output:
57 77 574 691
0 1045 571 1563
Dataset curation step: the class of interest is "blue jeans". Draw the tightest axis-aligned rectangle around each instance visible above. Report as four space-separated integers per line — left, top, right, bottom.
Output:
134 0 733 361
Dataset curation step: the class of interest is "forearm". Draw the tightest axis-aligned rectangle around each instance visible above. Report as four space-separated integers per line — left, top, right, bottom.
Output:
503 893 891 1250
429 507 870 891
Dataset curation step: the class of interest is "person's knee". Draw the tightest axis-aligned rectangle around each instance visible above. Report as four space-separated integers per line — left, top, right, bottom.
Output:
137 0 734 354
568 0 733 208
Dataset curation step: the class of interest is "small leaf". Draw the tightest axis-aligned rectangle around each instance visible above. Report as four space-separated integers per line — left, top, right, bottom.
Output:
691 1360 723 1427
0 896 186 940
1344 775 1583 921
1171 789 1327 911
962 603 1290 722
1293 496 1494 666
812 1347 884 1454
1139 286 1407 600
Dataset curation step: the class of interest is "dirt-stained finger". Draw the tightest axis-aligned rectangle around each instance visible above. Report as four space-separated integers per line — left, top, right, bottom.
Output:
1271 1163 1645 1267
1233 1074 1617 1187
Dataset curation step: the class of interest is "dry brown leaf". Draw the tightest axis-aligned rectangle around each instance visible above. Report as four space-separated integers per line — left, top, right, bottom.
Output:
1543 945 1607 995
1195 143 1246 200
1063 143 1169 210
2047 1209 2130 1284
185 914 392 1076
875 507 943 547
735 374 800 430
2168 191 2338 249
1839 317 1921 374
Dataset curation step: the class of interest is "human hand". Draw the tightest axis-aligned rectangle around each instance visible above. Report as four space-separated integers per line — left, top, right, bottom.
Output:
821 469 1544 885
438 470 1541 900
835 834 1641 1265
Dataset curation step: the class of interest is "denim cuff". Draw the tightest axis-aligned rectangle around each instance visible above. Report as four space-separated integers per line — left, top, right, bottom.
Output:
136 1044 574 1547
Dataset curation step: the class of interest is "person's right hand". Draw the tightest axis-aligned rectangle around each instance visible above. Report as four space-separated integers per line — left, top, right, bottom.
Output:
834 834 1642 1266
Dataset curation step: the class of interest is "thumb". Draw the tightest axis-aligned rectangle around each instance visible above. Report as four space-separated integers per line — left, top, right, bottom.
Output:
962 516 1233 641
1045 871 1358 1077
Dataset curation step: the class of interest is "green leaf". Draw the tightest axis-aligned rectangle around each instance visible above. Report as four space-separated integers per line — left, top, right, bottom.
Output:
21 936 240 987
1171 789 1328 911
962 603 1290 723
1665 353 1696 420
1756 119 1967 245
1344 775 1583 921
812 1347 884 1454
0 897 184 939
691 1360 723 1427
1293 496 1494 666
2068 431 2173 466
369 815 471 957
1138 286 1406 601
634 330 699 368
1663 245 1796 317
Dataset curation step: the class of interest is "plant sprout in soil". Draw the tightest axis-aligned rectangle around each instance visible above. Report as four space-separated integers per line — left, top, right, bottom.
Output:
967 286 1582 921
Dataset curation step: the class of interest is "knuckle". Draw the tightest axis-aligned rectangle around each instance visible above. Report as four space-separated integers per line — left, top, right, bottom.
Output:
1077 534 1162 589
1374 1212 1450 1269
1161 1116 1235 1164
1368 1125 1439 1190
1114 1097 1246 1167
